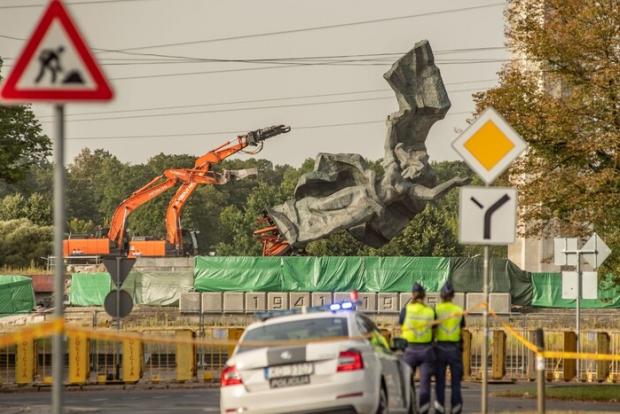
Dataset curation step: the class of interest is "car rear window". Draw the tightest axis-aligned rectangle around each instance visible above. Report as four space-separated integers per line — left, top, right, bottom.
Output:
237 317 348 353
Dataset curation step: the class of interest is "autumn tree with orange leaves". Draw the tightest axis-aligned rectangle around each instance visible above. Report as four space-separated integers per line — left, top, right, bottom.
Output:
474 0 620 273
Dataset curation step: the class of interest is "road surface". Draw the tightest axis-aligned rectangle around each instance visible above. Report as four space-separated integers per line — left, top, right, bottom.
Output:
1 383 619 413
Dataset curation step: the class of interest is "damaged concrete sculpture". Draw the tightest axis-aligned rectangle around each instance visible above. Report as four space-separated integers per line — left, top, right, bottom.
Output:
257 40 469 255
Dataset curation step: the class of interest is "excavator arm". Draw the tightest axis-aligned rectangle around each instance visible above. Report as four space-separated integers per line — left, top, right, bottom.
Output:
107 173 179 249
166 125 290 252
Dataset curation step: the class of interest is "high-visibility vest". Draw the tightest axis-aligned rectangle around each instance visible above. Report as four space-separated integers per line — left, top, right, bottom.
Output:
435 301 463 342
401 302 434 343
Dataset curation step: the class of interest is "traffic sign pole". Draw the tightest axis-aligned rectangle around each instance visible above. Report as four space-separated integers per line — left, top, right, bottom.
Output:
481 243 489 414
52 104 65 414
0 3 114 411
576 251 581 380
452 107 527 414
116 257 121 380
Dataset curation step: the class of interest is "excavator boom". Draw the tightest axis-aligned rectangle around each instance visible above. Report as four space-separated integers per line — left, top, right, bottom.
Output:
64 125 290 258
165 125 290 253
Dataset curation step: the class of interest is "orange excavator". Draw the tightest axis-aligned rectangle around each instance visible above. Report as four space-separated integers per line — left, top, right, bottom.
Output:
64 125 291 257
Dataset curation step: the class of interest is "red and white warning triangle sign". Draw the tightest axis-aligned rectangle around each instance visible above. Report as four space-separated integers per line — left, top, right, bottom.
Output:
0 0 113 102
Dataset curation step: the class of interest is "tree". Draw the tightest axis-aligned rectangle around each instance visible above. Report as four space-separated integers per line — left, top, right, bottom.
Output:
0 219 52 267
0 58 52 184
474 0 620 271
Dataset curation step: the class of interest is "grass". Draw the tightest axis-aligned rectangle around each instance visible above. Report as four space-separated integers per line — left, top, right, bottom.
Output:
0 265 49 276
493 384 620 402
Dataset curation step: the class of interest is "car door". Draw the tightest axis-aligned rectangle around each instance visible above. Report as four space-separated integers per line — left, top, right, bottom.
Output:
356 315 408 411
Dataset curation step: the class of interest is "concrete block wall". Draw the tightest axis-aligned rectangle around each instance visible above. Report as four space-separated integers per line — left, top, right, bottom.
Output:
182 291 511 315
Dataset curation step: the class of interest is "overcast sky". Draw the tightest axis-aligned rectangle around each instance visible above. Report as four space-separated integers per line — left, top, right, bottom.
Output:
0 0 509 167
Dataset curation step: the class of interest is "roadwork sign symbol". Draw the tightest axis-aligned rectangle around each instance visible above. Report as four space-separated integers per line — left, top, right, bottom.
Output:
459 186 517 245
0 0 113 102
452 107 527 185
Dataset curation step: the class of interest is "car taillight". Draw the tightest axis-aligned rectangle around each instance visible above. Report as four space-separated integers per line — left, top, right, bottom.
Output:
220 365 243 387
337 350 364 372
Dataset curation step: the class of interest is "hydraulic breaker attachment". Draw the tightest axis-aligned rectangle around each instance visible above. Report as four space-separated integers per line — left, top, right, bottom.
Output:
246 124 291 145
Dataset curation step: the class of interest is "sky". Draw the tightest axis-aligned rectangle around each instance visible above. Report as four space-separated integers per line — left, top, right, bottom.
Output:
0 0 510 168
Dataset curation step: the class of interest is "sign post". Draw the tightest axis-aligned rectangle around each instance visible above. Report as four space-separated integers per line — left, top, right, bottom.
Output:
452 107 527 413
103 256 135 380
554 233 610 379
0 1 113 412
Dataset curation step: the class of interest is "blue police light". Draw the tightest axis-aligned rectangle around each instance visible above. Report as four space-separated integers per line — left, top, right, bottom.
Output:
329 303 341 311
341 302 353 310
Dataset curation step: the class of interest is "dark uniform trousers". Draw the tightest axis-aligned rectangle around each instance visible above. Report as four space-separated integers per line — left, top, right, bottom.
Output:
403 343 434 414
435 342 463 414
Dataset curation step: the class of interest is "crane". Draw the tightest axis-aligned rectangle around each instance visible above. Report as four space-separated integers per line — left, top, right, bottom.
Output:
63 125 291 257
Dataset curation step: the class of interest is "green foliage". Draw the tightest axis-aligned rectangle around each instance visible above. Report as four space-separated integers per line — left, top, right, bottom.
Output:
475 0 620 274
0 58 51 185
0 219 52 267
0 192 52 225
7 133 470 257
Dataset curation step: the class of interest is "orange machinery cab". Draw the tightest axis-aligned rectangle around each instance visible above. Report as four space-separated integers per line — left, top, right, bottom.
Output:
63 238 111 256
128 240 168 257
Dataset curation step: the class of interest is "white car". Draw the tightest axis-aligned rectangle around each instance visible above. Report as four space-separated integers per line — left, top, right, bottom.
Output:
220 303 415 414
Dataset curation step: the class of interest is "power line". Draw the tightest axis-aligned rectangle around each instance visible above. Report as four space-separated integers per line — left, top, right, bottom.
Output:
0 0 167 10
66 112 472 141
108 58 509 81
108 3 506 52
1 45 507 67
41 87 489 124
39 81 496 119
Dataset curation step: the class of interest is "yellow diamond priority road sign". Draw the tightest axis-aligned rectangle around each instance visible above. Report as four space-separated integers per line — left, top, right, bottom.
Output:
452 107 527 185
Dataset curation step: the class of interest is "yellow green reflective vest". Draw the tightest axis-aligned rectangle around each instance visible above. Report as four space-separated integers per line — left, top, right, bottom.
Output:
401 302 434 343
435 301 463 342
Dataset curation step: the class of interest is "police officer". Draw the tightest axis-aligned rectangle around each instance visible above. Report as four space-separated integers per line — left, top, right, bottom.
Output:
399 282 435 414
434 282 465 414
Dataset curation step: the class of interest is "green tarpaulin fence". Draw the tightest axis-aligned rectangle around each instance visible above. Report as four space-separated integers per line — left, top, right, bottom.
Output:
69 271 193 307
531 272 620 308
0 275 35 314
193 256 535 306
64 257 620 309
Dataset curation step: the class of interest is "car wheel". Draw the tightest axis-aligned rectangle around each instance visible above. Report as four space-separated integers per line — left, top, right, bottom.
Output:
375 384 388 414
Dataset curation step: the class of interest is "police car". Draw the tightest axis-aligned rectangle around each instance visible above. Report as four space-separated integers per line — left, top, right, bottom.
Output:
220 300 416 414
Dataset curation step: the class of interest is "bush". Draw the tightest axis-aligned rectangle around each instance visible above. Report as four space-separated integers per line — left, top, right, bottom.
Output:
0 218 52 267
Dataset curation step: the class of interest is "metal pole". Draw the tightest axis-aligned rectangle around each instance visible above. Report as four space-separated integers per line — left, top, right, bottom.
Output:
481 244 489 414
52 104 65 414
115 257 121 380
576 251 581 381
535 328 545 414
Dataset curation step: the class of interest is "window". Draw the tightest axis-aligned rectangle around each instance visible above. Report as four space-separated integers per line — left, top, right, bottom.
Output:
237 317 349 353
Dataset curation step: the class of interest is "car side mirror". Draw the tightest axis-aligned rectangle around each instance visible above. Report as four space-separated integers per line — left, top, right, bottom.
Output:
391 337 408 352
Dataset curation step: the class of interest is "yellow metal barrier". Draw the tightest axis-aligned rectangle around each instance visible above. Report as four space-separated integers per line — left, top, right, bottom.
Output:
176 330 195 383
2 305 620 386
68 332 89 385
16 338 35 385
227 328 244 359
122 338 142 383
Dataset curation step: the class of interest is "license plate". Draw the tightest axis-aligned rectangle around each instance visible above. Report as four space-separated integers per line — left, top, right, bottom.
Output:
265 363 314 379
269 375 310 389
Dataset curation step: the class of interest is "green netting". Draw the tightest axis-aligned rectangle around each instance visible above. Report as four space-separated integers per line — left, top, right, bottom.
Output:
193 256 536 306
69 271 193 306
196 256 458 293
69 272 111 306
364 257 450 292
194 256 283 292
0 275 35 314
531 272 620 308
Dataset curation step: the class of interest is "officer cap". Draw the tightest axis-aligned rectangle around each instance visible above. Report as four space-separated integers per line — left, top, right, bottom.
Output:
440 282 455 299
411 282 426 294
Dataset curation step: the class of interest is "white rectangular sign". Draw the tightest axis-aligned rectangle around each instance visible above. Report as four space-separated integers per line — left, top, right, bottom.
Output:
561 271 598 300
553 238 579 266
459 186 517 245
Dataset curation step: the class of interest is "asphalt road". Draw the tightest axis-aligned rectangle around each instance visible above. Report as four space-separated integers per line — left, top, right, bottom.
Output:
1 383 619 413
